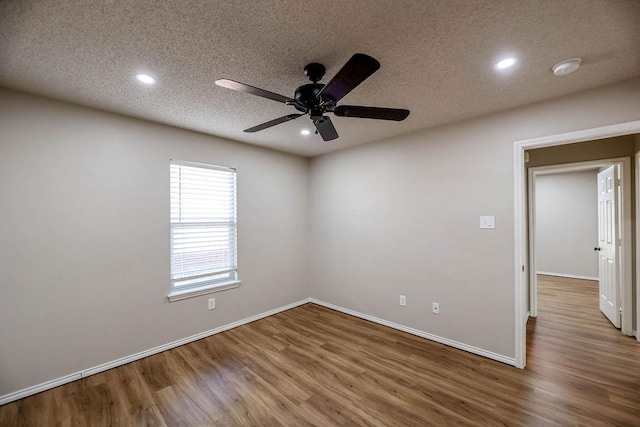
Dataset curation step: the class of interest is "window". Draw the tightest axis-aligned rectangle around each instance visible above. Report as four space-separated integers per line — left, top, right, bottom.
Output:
169 160 239 301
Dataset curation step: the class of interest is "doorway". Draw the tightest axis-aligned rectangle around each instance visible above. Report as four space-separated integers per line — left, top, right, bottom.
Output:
528 159 630 331
513 120 640 369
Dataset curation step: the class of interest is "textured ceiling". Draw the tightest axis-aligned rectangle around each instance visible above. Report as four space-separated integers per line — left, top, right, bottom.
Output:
1 0 639 157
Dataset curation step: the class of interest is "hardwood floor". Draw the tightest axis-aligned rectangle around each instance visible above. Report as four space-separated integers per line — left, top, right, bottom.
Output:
1 275 639 426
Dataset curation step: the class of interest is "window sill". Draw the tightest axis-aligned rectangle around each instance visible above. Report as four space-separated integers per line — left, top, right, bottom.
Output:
167 280 241 302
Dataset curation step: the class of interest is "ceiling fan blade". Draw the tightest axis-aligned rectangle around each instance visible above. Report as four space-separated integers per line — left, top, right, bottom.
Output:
333 105 410 121
244 114 303 133
216 79 294 104
314 116 339 141
318 53 380 103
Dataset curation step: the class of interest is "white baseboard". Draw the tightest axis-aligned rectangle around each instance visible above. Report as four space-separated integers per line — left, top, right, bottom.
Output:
1 297 517 405
537 271 598 281
310 298 516 367
0 298 312 406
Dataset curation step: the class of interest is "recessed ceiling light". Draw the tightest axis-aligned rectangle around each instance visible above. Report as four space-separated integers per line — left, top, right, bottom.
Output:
495 57 517 70
552 58 581 76
135 74 156 85
300 129 311 135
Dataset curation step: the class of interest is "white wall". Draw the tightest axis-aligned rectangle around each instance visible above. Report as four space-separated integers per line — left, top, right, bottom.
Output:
0 88 309 397
309 78 640 359
534 171 598 279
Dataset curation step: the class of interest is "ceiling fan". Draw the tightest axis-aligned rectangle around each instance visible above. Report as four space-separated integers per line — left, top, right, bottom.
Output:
215 53 410 141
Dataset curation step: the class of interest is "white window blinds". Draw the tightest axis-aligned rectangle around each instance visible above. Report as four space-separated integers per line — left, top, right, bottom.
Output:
170 161 237 291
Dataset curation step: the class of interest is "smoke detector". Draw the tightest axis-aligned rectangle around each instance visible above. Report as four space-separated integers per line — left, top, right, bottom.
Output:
552 58 582 76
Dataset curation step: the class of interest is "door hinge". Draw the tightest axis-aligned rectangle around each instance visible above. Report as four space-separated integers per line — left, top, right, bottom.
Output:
522 265 525 272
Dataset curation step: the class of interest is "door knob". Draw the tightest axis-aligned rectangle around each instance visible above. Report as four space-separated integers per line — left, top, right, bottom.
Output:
594 247 601 251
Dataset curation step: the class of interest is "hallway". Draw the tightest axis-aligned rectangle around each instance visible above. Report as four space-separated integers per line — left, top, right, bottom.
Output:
527 275 640 422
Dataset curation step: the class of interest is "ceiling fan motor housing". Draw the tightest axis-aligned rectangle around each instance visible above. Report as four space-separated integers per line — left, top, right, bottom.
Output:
293 83 326 113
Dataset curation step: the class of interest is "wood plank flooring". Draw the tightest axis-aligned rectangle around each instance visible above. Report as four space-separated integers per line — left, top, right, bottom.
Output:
1 275 639 426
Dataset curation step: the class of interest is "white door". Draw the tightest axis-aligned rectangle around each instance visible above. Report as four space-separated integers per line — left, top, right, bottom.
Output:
597 166 620 328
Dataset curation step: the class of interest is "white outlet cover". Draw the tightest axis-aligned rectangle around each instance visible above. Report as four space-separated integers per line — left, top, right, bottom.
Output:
479 216 495 229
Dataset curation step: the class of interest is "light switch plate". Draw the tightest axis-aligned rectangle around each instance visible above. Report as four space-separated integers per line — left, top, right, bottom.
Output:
479 216 495 229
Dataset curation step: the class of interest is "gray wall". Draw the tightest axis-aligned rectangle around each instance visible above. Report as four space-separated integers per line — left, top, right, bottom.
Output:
0 88 310 396
534 171 598 279
309 78 640 358
1 77 640 399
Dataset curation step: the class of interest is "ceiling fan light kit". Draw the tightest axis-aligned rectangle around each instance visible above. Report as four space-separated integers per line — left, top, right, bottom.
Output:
215 53 410 141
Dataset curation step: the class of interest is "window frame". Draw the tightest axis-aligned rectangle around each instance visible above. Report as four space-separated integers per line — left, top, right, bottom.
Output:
168 160 240 302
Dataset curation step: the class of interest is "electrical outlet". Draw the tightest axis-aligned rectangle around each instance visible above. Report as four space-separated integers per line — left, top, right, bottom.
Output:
400 295 406 307
432 302 440 314
208 298 216 310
